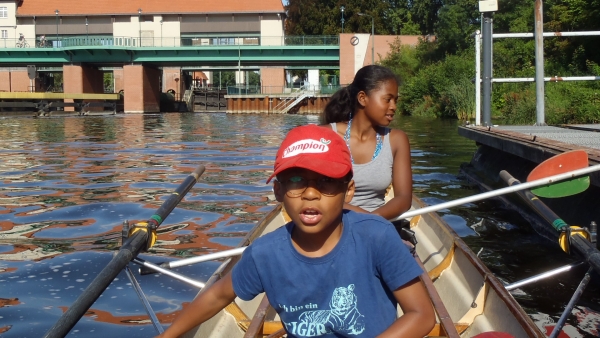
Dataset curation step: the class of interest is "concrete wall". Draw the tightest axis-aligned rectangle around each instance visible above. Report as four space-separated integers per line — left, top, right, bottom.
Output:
0 68 40 92
260 68 284 91
15 8 35 46
157 17 180 47
340 33 426 85
362 35 422 67
226 95 329 114
0 1 18 43
123 65 160 113
63 64 104 93
163 67 183 94
63 64 104 111
113 16 142 46
113 68 124 93
260 15 283 46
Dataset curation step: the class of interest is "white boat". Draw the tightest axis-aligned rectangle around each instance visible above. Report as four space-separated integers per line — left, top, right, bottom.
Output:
181 195 546 338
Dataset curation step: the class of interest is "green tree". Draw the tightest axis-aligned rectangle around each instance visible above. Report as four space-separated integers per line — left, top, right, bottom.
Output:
214 71 236 88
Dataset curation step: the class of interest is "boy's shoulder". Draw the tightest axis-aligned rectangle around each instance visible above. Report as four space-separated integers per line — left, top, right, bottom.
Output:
344 210 394 231
244 223 290 254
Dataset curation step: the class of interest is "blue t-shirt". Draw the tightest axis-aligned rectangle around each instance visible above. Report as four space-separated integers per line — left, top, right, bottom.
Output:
231 210 423 338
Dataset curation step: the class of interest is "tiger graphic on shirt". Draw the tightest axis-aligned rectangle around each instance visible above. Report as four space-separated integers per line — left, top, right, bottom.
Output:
284 284 365 336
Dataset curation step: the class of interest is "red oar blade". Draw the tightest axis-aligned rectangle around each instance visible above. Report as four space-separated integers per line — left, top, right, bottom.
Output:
527 150 590 198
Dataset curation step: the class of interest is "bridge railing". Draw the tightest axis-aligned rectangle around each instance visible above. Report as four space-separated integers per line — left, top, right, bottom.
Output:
0 35 339 49
225 84 341 96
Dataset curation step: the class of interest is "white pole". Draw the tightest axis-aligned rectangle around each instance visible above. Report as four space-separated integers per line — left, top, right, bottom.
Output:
475 30 481 126
151 164 600 271
493 76 600 83
494 31 600 38
399 164 600 219
534 0 545 125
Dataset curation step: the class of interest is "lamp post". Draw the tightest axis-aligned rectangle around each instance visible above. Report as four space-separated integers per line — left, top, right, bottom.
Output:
358 12 374 65
138 8 142 46
85 17 88 43
55 9 59 45
340 6 345 33
160 19 163 47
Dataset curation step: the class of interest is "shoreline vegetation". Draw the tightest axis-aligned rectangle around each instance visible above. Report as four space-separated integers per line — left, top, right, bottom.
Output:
285 0 600 125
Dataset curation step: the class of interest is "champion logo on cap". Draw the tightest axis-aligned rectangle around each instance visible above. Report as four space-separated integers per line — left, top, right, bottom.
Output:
266 124 352 183
283 138 332 158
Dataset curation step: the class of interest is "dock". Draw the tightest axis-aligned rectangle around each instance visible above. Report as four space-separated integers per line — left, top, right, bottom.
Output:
459 124 600 167
458 124 600 231
0 92 120 100
0 92 122 115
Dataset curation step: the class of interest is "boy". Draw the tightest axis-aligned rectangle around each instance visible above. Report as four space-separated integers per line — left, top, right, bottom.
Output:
158 124 434 338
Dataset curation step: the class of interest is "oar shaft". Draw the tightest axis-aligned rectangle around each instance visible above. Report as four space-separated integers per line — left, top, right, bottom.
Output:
44 165 205 338
549 268 593 338
501 171 600 275
125 266 164 334
571 235 600 276
151 165 206 226
45 232 148 338
400 163 600 219
168 247 246 269
133 258 206 288
505 262 584 291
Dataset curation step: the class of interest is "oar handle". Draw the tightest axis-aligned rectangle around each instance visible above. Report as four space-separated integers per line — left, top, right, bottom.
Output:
500 170 600 275
44 165 206 338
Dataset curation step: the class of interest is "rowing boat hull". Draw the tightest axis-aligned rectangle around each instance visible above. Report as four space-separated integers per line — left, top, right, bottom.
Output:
181 195 544 337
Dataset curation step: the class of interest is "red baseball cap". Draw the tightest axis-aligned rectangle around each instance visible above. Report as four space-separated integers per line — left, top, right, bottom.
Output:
266 124 352 183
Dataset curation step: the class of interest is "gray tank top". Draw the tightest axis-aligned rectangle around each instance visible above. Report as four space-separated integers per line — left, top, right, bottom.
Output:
331 123 393 211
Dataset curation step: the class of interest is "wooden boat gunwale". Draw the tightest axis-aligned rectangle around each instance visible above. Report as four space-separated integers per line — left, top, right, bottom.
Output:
412 196 543 337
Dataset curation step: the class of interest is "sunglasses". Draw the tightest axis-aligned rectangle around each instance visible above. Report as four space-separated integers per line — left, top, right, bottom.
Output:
278 175 349 197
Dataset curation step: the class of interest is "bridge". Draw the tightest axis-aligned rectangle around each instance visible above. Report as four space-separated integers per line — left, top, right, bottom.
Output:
0 36 340 68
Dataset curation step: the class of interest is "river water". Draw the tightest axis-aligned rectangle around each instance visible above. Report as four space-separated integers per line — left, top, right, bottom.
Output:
0 113 597 337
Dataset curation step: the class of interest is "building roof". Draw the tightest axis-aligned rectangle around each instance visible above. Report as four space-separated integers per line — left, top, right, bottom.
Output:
17 0 285 17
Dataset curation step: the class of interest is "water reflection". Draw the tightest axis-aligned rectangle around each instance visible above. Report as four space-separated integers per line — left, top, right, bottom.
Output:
0 114 597 337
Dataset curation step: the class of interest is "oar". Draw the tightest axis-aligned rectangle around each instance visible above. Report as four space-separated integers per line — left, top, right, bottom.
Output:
44 165 206 338
527 149 590 198
139 246 246 275
399 162 600 220
500 170 600 274
141 159 600 275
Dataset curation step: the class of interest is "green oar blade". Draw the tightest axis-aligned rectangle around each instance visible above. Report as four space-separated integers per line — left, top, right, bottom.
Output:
530 176 590 198
527 150 590 198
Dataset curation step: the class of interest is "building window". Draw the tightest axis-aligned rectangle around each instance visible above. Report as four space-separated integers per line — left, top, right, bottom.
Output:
1 30 7 38
0 7 7 18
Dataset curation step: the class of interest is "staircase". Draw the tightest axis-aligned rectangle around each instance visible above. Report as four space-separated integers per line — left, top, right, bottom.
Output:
273 86 314 114
183 90 194 112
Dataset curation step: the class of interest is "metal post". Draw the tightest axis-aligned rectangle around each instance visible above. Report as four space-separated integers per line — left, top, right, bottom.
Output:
475 30 481 125
358 13 374 65
138 8 142 47
160 20 163 47
371 17 374 64
55 9 59 45
482 12 493 126
341 6 345 33
85 17 88 43
534 0 546 125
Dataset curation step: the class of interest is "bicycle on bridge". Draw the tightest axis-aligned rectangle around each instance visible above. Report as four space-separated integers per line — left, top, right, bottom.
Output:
36 35 50 48
15 33 29 48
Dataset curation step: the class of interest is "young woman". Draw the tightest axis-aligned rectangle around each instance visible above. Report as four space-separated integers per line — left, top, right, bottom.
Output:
321 65 412 221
